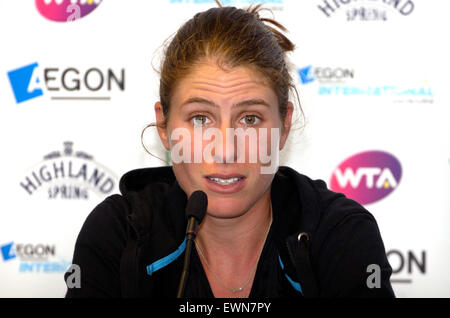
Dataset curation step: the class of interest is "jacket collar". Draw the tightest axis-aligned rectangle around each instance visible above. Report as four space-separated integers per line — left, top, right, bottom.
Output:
119 165 321 251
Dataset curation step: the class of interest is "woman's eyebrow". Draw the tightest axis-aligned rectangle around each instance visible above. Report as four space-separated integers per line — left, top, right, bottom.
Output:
181 97 217 108
181 97 271 108
234 99 271 108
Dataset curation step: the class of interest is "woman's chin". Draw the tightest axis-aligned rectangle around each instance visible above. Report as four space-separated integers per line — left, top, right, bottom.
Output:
204 200 249 219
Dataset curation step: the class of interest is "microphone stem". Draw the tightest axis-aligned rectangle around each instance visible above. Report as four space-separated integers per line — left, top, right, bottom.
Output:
176 218 197 298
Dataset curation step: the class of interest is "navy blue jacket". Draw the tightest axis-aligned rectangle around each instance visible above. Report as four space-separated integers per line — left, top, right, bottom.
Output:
65 166 395 297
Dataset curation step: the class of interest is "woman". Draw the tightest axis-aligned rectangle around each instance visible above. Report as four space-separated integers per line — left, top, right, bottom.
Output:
65 2 394 298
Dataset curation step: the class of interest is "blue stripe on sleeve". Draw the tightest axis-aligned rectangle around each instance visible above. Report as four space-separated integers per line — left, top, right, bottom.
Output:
278 254 303 294
146 238 187 276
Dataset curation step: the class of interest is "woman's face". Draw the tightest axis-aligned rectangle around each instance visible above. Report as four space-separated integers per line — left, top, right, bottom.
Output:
155 61 293 219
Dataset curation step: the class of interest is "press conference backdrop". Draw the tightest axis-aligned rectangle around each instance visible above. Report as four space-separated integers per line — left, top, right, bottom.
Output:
0 0 449 298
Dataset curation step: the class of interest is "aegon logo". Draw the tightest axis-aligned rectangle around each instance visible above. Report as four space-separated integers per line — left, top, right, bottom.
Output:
329 150 402 205
387 249 426 284
7 62 125 104
0 241 70 273
298 65 354 85
36 0 102 22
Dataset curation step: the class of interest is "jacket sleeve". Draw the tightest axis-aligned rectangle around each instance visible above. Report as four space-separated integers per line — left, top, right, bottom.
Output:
64 195 128 298
313 199 395 297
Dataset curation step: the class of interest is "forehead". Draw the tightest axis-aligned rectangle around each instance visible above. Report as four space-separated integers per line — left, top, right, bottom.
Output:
185 61 267 84
171 61 277 106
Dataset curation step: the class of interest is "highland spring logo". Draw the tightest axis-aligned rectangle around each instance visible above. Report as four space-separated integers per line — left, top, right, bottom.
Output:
317 0 415 21
329 150 402 205
169 127 280 174
20 141 117 200
36 0 102 22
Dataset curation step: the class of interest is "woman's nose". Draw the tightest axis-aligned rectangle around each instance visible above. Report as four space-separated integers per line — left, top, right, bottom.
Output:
211 123 238 164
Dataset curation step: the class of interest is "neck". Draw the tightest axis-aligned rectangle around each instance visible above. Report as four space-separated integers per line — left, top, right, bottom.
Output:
195 191 273 260
194 190 273 297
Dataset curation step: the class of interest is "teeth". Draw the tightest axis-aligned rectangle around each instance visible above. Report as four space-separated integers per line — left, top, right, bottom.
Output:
208 177 241 185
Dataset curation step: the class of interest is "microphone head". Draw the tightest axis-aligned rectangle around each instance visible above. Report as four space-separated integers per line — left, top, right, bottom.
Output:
185 190 208 224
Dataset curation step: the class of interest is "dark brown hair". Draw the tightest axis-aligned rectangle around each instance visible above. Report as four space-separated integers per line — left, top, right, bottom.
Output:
157 1 301 128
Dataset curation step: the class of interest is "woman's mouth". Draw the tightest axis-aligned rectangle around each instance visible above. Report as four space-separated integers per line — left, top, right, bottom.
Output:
204 174 246 194
206 176 243 185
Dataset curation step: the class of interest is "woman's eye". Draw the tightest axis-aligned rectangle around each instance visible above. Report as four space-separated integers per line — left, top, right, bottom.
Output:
191 115 211 126
240 115 260 126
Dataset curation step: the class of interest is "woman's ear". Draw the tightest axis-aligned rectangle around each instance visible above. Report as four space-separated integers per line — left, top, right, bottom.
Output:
279 101 294 151
154 102 170 150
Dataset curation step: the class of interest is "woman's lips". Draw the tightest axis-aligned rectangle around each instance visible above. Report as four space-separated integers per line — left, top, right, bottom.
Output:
203 174 246 194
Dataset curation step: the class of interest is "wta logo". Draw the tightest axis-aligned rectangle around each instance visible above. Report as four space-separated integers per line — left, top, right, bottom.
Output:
330 151 402 205
36 0 102 22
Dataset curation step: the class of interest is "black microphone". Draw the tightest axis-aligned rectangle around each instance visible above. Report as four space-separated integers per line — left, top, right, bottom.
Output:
176 190 207 298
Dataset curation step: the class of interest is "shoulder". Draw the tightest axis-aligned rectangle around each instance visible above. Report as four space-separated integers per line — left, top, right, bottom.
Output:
275 166 371 235
311 199 394 296
70 194 131 277
286 167 383 254
79 194 130 244
276 166 394 296
66 194 130 297
299 179 394 297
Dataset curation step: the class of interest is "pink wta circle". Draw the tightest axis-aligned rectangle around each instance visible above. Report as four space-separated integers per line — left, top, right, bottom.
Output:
329 150 402 205
35 0 102 22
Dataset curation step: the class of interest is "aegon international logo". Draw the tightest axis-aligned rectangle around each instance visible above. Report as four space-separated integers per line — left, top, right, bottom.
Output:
36 0 102 22
169 0 284 6
0 241 70 273
317 0 414 21
299 65 354 84
7 62 125 104
20 141 118 200
297 64 433 103
329 150 402 205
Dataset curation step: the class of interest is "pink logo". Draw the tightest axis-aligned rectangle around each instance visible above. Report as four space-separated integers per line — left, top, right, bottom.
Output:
329 150 402 205
35 0 102 22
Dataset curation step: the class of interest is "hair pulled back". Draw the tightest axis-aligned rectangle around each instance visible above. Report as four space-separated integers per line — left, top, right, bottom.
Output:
158 1 300 128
